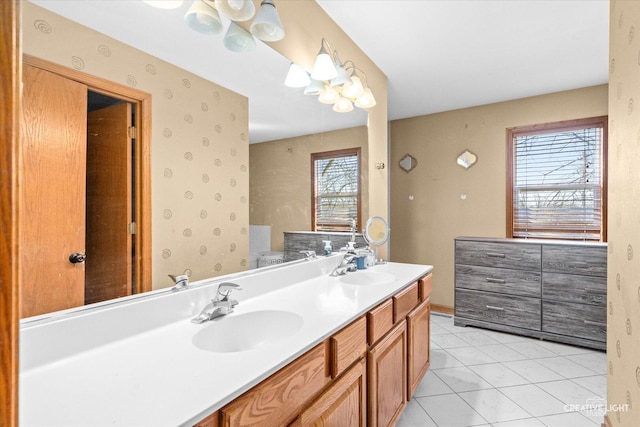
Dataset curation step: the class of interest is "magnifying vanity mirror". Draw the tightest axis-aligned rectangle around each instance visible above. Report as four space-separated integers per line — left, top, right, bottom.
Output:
364 216 389 247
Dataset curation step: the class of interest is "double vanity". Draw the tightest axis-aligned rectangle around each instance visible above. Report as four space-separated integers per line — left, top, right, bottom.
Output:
20 254 432 426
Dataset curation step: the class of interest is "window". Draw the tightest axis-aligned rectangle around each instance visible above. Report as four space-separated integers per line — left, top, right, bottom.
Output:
507 116 607 241
311 148 361 232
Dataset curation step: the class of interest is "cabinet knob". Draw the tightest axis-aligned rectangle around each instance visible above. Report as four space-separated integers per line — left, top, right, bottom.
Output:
69 252 86 264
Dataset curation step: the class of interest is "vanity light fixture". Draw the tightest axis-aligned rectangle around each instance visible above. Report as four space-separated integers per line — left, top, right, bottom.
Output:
184 0 223 35
284 63 311 88
180 0 285 52
215 0 255 22
250 0 285 42
223 21 256 52
287 38 377 113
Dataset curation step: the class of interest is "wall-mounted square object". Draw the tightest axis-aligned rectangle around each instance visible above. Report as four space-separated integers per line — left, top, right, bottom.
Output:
399 154 417 172
457 150 477 169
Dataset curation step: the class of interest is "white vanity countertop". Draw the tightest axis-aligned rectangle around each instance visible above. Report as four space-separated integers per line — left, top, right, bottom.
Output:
19 258 432 427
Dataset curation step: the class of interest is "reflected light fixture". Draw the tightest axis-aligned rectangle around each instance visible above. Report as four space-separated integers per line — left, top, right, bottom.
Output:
285 63 311 88
311 39 338 81
285 38 376 113
216 0 256 21
185 1 223 35
333 96 354 113
223 21 256 52
250 0 285 42
143 0 184 9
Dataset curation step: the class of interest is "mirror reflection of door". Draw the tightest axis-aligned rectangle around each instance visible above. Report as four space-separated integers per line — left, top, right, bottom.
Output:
20 62 139 318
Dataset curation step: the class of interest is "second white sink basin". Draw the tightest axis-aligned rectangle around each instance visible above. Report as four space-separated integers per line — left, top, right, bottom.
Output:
339 271 396 286
192 310 304 353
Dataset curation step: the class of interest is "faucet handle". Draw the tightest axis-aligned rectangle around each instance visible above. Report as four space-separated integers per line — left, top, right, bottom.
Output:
217 282 242 298
300 250 317 259
168 274 189 291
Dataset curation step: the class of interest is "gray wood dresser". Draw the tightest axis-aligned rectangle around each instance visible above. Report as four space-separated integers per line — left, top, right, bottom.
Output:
454 237 607 350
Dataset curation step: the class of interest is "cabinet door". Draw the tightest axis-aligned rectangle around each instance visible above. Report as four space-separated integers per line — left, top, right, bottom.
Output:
407 297 430 400
292 358 366 427
367 321 407 427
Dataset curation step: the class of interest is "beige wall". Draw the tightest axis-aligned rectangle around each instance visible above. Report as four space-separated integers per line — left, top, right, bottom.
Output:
250 126 368 251
23 3 250 288
607 1 640 425
390 85 608 309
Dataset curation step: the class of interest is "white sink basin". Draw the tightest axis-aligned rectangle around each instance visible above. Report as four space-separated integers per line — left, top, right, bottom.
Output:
192 310 304 353
339 272 396 286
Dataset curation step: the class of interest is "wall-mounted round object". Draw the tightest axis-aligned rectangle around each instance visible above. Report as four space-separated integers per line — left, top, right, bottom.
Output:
364 216 389 246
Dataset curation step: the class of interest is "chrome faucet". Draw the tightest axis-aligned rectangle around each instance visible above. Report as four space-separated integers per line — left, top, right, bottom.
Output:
169 274 189 291
191 282 242 324
300 250 317 260
330 253 357 276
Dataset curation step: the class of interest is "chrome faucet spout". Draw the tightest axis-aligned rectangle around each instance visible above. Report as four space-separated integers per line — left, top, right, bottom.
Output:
330 253 357 276
191 282 242 324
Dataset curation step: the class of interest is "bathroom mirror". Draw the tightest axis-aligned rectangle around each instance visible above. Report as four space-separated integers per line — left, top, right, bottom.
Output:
364 216 389 247
19 0 371 318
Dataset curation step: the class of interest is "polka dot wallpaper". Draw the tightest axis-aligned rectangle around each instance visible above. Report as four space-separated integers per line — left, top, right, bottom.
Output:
608 1 640 425
23 3 249 290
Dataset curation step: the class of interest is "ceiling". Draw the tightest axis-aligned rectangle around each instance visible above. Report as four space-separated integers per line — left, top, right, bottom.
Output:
30 0 609 143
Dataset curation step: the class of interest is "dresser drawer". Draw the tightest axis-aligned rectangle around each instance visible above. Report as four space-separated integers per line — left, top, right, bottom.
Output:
542 272 606 306
455 289 541 330
542 301 606 342
456 240 541 271
455 264 541 298
542 245 607 277
330 316 367 379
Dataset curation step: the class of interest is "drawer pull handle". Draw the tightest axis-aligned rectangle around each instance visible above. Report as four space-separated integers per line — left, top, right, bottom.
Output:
486 252 505 258
486 277 506 284
486 305 504 311
583 320 606 327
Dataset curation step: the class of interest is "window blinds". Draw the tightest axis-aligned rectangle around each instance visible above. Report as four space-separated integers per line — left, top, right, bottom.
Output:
513 126 603 240
314 153 359 231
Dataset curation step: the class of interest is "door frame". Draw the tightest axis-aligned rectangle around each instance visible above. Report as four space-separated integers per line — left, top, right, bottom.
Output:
23 54 152 297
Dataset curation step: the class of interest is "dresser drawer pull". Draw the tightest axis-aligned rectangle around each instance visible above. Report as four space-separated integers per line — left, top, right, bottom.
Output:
486 305 504 311
486 277 506 284
486 252 505 258
583 319 606 327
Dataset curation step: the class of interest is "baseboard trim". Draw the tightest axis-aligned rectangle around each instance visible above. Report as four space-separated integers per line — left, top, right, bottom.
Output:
430 304 453 315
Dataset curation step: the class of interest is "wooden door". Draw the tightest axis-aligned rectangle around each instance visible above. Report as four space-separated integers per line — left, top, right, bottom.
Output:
85 103 132 305
292 358 366 427
367 321 407 427
20 63 87 318
407 297 431 400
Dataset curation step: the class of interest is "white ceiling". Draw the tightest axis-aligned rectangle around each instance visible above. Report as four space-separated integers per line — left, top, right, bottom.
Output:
30 0 609 142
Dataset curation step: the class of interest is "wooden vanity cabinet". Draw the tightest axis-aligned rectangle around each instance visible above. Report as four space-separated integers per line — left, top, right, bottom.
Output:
367 321 407 427
196 273 432 427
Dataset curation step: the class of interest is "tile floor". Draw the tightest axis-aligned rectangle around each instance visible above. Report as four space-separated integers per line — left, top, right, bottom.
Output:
398 312 607 427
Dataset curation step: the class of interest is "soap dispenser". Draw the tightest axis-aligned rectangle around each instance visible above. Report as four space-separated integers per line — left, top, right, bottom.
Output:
323 240 332 256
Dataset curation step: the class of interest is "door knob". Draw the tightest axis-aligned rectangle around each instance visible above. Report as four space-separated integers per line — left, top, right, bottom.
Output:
69 252 87 264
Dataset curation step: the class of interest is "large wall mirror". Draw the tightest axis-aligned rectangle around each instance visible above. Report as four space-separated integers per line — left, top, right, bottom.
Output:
20 0 373 319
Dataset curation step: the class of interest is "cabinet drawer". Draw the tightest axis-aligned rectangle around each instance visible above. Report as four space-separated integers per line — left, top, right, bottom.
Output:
542 272 606 306
542 245 607 277
456 240 541 271
455 264 540 298
419 274 433 301
368 299 394 346
455 289 541 330
542 300 606 342
330 316 367 379
393 282 419 323
220 343 330 427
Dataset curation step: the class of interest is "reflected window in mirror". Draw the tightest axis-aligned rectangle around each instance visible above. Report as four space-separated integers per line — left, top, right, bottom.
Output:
311 148 361 232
